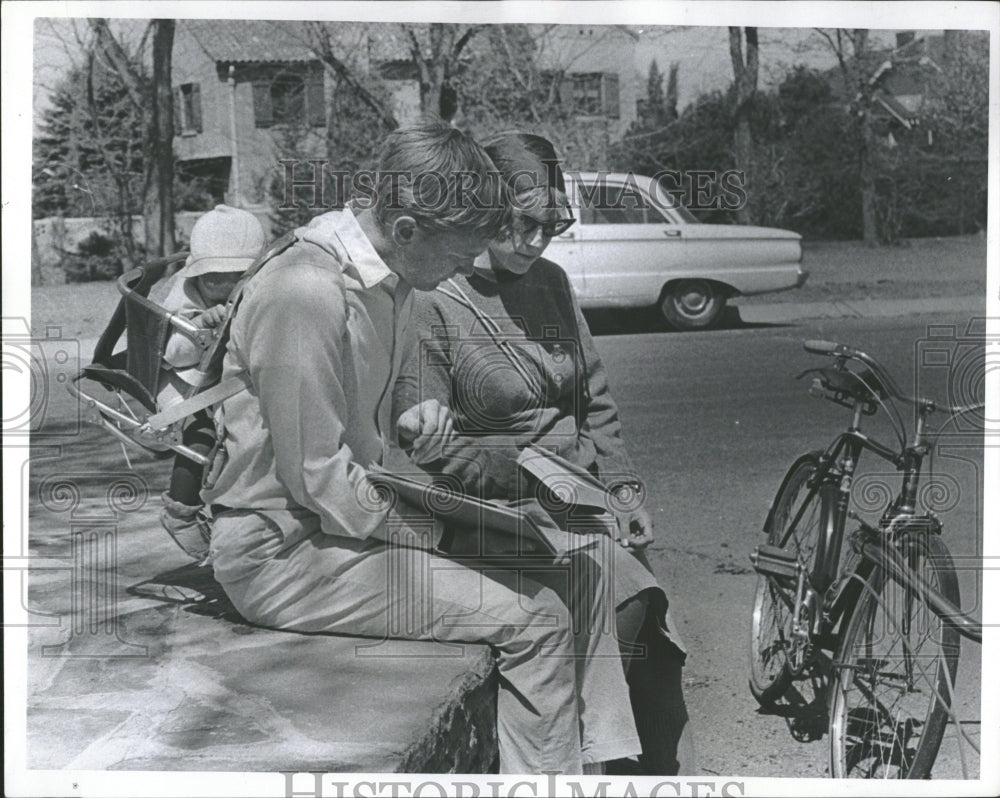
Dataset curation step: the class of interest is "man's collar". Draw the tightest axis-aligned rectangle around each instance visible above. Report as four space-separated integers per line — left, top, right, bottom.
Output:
300 206 395 289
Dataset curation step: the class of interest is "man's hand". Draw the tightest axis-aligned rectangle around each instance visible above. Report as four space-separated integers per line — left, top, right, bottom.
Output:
193 304 228 329
396 399 455 464
615 503 654 550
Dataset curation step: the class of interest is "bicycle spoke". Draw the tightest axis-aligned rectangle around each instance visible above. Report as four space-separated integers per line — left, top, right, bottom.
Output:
843 656 921 776
832 535 964 778
750 455 828 704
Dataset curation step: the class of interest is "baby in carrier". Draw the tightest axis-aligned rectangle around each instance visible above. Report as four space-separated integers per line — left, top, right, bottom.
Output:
158 205 267 560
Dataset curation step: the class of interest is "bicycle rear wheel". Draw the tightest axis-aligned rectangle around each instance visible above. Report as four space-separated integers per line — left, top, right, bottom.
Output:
750 452 828 704
829 531 961 778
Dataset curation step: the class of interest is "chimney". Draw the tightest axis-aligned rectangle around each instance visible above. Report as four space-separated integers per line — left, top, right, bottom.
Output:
896 31 916 49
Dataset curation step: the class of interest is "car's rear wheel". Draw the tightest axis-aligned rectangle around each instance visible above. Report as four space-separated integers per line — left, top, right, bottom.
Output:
660 280 726 331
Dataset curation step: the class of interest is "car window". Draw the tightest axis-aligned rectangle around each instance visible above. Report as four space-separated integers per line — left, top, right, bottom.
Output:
666 203 699 224
584 184 649 225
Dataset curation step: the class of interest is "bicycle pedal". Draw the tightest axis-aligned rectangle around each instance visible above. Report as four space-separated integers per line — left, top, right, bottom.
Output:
750 544 800 579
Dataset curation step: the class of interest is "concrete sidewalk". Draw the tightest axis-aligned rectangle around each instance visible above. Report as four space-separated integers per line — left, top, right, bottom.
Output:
26 488 498 772
735 294 986 325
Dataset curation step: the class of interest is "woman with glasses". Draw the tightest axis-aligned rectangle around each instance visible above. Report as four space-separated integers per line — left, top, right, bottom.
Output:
392 132 694 775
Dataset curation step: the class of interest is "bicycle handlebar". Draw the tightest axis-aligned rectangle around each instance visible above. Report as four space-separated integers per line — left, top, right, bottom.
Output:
803 339 841 356
802 340 981 417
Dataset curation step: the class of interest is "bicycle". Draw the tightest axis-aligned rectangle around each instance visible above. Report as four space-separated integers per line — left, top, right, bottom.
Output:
748 339 984 779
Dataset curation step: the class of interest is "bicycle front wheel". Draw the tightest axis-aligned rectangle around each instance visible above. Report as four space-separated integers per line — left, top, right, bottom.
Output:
829 531 961 778
749 452 828 704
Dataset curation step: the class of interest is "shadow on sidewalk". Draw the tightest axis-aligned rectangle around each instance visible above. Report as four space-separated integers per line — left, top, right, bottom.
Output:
127 562 246 626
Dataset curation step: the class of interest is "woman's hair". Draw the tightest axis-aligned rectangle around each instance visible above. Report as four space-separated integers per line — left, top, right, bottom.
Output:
483 132 566 198
374 117 503 239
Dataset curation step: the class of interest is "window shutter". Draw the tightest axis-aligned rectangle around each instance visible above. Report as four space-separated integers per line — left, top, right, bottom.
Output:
559 74 575 115
602 73 620 118
173 88 182 131
253 81 273 128
191 83 203 132
306 76 325 127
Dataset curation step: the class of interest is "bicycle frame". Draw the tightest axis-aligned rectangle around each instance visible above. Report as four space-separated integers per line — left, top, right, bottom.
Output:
750 340 985 779
765 390 982 650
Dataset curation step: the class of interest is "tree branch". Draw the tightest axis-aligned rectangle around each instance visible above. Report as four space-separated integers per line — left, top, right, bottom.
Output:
745 27 759 91
728 27 744 84
452 25 483 60
303 21 398 130
88 18 145 112
814 28 850 88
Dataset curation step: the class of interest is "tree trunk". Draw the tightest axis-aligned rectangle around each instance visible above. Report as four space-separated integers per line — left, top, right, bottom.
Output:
31 220 44 286
859 119 877 245
729 27 758 225
146 20 175 258
90 18 176 262
407 24 480 122
733 118 753 224
853 30 877 246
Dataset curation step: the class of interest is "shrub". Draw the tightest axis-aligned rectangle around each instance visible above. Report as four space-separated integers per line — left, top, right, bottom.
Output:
62 230 125 283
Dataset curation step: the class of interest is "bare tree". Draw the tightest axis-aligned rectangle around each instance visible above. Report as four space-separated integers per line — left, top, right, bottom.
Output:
404 24 484 120
280 21 483 126
34 19 149 276
89 18 176 259
296 21 399 130
815 28 878 245
729 26 758 225
150 20 175 256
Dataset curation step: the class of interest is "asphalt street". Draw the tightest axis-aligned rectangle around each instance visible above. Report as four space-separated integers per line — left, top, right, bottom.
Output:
592 311 987 778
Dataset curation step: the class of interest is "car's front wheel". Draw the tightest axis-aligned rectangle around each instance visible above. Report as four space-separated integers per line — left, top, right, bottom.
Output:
660 280 726 331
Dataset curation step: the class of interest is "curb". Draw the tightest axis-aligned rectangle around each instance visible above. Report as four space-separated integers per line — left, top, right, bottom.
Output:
735 295 986 325
75 297 986 360
400 650 498 773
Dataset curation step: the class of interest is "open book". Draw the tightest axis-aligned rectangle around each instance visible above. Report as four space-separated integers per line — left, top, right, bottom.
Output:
516 444 616 513
366 466 598 562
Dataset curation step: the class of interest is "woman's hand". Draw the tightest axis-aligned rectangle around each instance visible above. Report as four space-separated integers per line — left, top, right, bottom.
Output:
617 505 654 549
396 399 455 464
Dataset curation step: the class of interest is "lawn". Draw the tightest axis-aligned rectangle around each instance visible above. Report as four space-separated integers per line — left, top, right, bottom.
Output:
739 233 988 305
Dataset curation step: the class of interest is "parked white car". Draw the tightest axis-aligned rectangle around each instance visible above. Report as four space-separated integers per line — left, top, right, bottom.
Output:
548 172 808 330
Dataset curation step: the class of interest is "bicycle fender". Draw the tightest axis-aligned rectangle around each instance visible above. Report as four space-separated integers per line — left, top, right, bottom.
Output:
763 450 825 534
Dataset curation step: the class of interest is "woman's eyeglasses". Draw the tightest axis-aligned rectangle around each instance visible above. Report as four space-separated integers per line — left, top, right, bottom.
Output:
499 214 576 243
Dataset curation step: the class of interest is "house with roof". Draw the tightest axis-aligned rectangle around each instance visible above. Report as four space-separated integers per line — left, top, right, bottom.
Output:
524 24 642 135
172 20 329 209
171 21 642 211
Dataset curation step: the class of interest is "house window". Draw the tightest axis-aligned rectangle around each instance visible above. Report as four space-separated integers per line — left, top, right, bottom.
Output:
253 69 326 128
174 83 202 134
271 75 305 125
568 73 620 119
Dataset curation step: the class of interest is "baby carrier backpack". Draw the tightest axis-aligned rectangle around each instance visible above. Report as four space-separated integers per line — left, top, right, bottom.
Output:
67 232 296 557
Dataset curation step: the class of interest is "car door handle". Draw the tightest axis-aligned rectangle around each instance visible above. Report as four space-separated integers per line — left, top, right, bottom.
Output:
664 229 681 237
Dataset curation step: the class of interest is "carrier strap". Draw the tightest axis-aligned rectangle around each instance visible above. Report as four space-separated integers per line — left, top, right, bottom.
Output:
147 372 252 430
